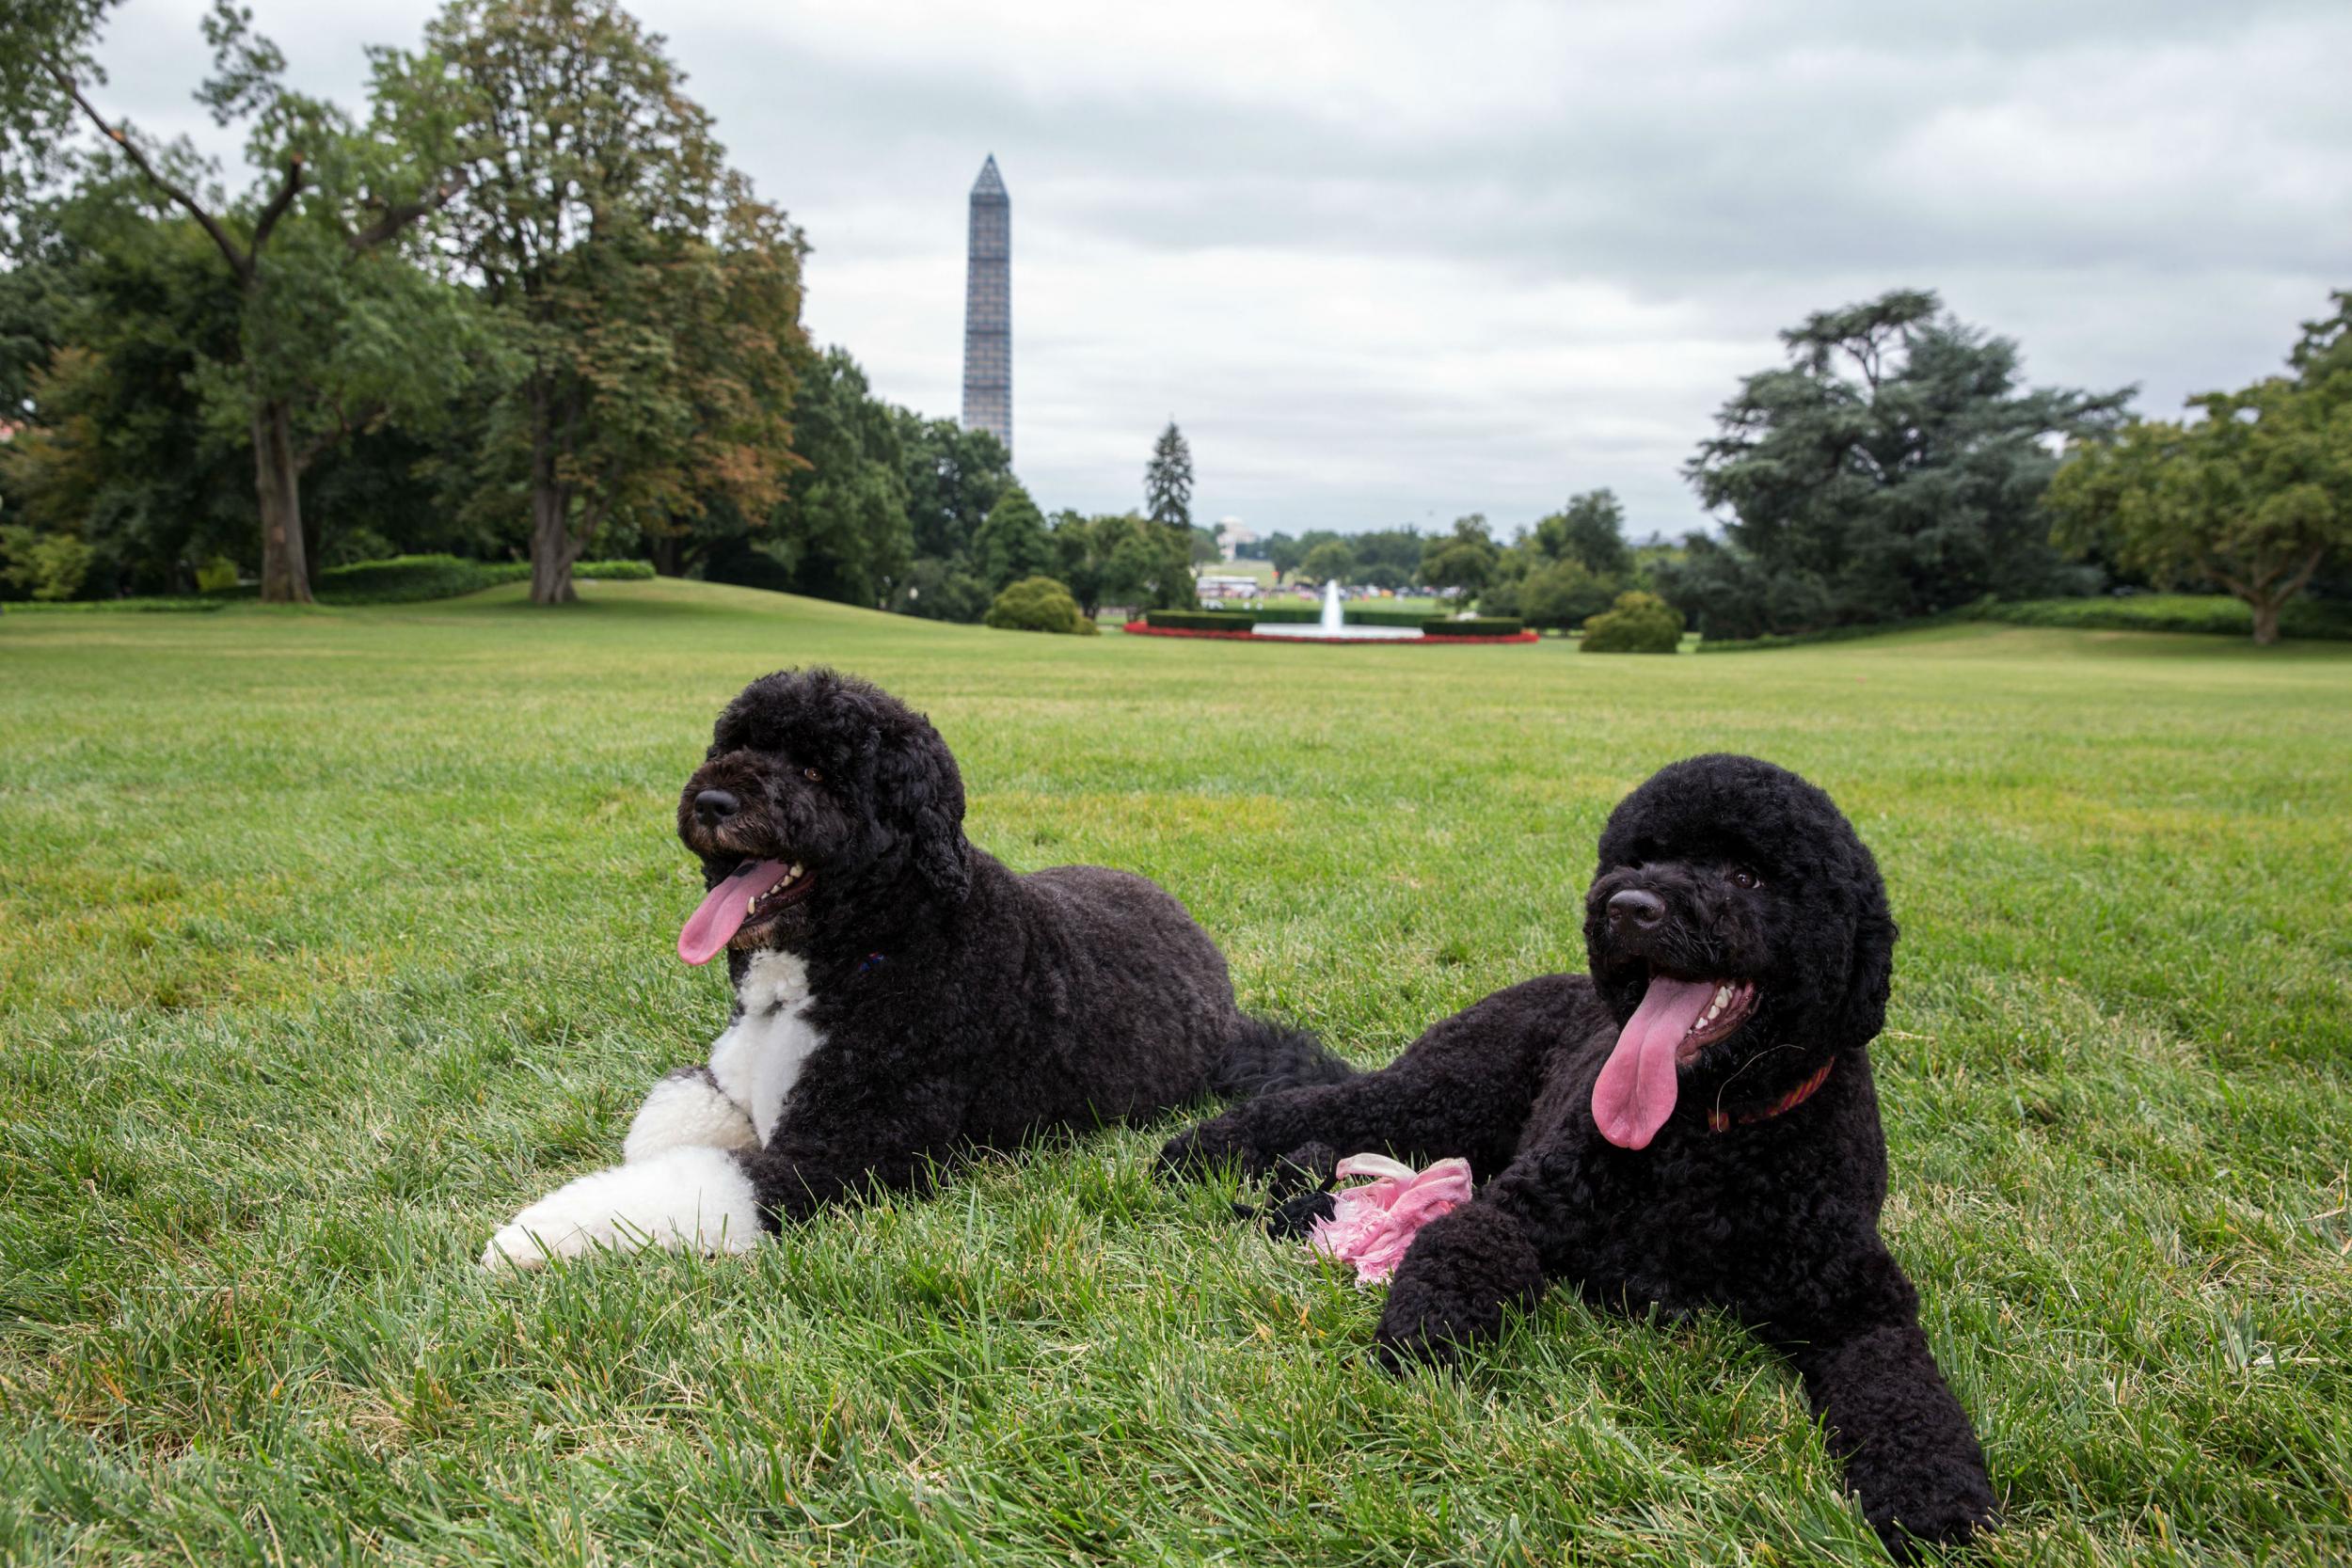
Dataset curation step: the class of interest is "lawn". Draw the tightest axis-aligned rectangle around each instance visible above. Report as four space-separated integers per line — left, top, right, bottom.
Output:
3 579 2349 1565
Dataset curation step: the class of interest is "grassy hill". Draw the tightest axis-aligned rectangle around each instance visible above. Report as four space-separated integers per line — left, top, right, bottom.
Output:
4 578 2348 1563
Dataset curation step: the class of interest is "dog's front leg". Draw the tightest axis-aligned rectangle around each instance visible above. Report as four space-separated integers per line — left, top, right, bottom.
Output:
480 1147 761 1272
622 1065 758 1164
1777 1252 1997 1557
1370 1196 1549 1370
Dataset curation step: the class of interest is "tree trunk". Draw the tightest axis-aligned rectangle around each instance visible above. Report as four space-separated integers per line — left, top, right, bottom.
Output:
2250 595 2280 646
254 398 312 605
531 483 580 605
650 533 682 578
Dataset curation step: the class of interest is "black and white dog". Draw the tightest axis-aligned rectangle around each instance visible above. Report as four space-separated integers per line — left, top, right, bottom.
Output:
483 668 1344 1269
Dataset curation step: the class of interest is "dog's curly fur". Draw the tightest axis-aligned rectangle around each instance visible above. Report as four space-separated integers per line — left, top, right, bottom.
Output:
485 668 1344 1265
1162 755 1996 1556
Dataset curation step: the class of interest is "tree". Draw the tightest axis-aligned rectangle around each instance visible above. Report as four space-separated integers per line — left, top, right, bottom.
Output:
1533 489 1631 577
1518 557 1618 631
25 2 471 601
973 481 1053 590
1145 420 1193 531
0 1 119 231
1264 532 1305 583
1419 515 1501 595
392 0 803 605
764 346 910 605
1300 539 1354 585
897 411 1009 564
0 214 251 596
1100 512 1196 610
2047 354 2350 645
889 555 991 623
1683 289 2131 633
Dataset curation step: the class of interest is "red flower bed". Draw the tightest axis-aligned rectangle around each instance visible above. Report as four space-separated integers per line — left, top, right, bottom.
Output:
1121 622 1540 645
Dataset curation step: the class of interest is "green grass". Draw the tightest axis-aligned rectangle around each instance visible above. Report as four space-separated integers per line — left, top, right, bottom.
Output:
4 579 2349 1565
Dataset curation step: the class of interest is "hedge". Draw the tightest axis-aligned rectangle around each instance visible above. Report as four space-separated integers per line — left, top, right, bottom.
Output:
1695 594 2352 651
1422 617 1523 638
1243 602 1443 626
1145 610 1258 631
205 554 656 606
1971 594 2352 641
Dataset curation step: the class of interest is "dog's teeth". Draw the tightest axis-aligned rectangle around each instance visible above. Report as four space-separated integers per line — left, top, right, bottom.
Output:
1715 986 1730 1006
790 863 804 878
746 895 757 914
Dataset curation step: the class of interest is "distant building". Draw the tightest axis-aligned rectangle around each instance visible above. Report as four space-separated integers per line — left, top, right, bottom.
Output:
961 155 1011 457
1214 517 1258 561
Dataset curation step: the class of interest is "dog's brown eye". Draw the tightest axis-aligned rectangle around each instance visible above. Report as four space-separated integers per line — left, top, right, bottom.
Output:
1729 867 1761 890
803 767 823 784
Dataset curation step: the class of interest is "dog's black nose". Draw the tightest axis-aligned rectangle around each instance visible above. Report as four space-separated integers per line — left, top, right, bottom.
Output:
692 789 739 828
1607 888 1665 931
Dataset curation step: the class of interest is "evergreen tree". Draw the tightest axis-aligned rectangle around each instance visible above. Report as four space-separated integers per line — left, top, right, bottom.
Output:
1145 420 1193 531
1678 289 2130 633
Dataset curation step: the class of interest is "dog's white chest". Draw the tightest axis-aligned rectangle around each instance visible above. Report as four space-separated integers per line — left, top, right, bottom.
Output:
707 951 824 1144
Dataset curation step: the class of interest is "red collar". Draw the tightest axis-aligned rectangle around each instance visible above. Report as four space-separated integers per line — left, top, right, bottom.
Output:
1707 1057 1835 1133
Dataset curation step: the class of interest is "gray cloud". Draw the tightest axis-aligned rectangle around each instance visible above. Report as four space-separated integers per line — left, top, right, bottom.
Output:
76 0 2352 539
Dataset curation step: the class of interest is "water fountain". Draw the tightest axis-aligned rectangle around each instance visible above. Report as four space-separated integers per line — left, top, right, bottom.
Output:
1251 578 1424 641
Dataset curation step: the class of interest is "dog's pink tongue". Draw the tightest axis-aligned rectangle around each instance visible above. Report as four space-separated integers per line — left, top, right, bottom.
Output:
1592 975 1716 1150
678 860 791 966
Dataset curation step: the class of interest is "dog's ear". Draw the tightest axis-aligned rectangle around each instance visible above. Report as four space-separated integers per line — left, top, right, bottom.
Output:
876 716 970 903
1837 896 1898 1051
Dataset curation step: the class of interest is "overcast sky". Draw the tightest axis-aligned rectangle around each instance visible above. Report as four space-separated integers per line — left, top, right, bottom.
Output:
80 0 2352 539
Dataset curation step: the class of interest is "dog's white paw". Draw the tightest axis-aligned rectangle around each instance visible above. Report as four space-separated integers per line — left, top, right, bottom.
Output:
478 1147 763 1272
622 1069 759 1164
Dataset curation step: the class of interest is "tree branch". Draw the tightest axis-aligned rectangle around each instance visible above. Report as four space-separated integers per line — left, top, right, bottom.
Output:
43 55 251 280
347 173 469 253
248 154 306 256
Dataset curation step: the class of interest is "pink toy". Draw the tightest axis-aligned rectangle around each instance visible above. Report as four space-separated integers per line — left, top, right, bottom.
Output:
1307 1153 1476 1284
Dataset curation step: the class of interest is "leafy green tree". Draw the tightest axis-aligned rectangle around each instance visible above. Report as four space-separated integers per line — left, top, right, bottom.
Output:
1100 512 1196 610
1518 557 1618 631
984 575 1097 635
0 0 119 230
1419 515 1501 596
1580 590 1684 653
1300 540 1354 585
888 555 991 623
896 412 1009 563
24 2 471 601
1264 532 1305 583
765 346 910 605
391 0 803 605
973 481 1053 591
1683 289 2130 633
0 208 254 595
2047 320 2351 645
1145 420 1193 531
1533 489 1631 577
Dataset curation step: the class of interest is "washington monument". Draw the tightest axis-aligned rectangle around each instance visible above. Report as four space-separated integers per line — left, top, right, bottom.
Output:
961 155 1011 457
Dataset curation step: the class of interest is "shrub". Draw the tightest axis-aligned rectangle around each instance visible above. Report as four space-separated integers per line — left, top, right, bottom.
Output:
0 527 97 602
984 576 1099 635
1142 610 1256 631
1581 591 1685 653
1421 617 1524 638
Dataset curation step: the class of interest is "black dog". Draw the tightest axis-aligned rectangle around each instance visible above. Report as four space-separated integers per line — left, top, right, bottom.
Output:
485 667 1343 1270
1162 755 1995 1555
